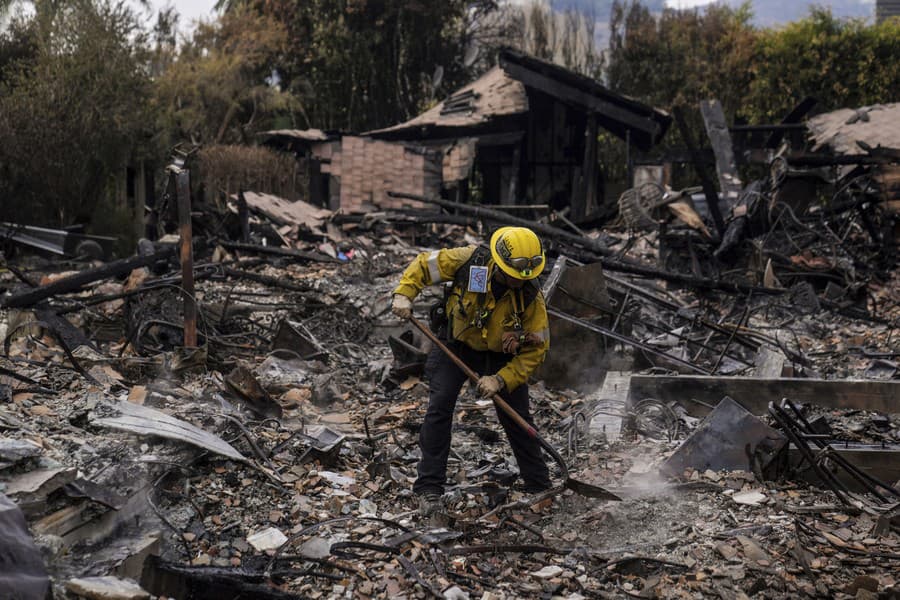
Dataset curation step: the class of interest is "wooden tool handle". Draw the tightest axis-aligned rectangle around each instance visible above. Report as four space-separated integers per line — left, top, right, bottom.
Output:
409 317 537 437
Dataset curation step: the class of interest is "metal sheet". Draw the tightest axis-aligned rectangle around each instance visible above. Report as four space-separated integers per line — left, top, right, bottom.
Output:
660 396 787 476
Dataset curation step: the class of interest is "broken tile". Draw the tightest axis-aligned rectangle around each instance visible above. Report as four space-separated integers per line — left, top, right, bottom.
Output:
246 527 287 552
65 576 150 600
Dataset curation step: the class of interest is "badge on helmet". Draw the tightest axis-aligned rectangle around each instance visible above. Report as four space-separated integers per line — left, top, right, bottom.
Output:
490 227 545 280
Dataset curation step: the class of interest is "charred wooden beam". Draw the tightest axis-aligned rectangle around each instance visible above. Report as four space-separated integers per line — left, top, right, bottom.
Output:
700 99 743 211
786 154 899 167
386 190 614 257
765 96 817 148
54 263 234 315
573 113 599 221
547 307 712 375
332 211 476 228
237 190 250 243
729 124 807 133
0 364 54 393
499 60 661 141
6 266 39 287
629 375 900 416
388 191 789 296
33 308 95 351
141 555 337 600
1 247 176 309
219 241 342 264
673 107 726 237
222 268 315 294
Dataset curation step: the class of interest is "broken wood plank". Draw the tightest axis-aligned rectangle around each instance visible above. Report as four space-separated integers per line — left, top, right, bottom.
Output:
33 503 91 538
90 401 245 461
238 191 331 228
33 308 96 351
1 247 175 309
65 576 150 600
628 375 900 416
54 263 234 315
3 466 78 515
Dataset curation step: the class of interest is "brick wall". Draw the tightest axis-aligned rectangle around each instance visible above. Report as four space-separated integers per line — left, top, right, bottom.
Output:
312 136 442 213
443 138 477 185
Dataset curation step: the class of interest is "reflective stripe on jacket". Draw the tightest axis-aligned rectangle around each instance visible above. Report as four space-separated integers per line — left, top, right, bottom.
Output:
394 245 550 391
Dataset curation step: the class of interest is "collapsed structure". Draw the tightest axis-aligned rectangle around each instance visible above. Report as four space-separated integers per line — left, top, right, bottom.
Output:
260 49 670 221
0 52 898 600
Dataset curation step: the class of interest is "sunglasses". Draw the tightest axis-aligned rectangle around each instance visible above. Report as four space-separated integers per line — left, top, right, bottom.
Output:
501 255 543 276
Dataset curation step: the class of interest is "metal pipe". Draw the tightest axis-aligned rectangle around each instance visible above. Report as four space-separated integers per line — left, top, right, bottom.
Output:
547 307 711 375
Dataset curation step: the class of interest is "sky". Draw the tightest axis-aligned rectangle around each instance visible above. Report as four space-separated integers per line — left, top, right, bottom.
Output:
664 0 721 6
145 0 219 27
0 1 220 29
665 0 874 6
139 0 877 31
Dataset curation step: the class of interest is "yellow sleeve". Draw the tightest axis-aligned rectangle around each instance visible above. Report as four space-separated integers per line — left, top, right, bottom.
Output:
393 246 476 300
497 291 550 391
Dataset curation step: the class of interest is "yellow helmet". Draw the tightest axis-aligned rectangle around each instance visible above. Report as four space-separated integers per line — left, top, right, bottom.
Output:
490 226 545 280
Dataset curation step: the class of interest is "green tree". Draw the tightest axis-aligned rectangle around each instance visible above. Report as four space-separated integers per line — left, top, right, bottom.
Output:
504 1 605 78
607 1 757 118
746 9 900 121
0 15 37 84
0 0 152 225
151 7 299 148
604 1 758 190
219 0 489 132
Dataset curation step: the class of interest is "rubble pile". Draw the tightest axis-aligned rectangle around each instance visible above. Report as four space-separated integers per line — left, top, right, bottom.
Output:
0 202 896 599
1 102 899 598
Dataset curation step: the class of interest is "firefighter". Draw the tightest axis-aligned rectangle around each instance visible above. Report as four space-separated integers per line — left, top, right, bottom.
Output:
391 226 552 517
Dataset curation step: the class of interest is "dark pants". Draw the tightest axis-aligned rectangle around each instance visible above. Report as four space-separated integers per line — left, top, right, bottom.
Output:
413 342 551 495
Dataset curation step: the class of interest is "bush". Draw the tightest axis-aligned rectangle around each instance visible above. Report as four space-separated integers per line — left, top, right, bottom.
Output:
197 145 306 205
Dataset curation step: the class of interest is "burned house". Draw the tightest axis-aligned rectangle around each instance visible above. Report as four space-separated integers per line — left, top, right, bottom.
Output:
261 49 670 221
2 99 900 599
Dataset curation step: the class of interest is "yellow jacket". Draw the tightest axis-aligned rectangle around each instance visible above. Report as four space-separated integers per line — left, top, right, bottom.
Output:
394 245 550 391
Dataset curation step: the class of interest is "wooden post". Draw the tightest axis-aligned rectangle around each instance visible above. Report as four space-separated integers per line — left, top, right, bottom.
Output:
175 169 197 348
574 113 599 222
135 161 147 244
237 189 250 243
